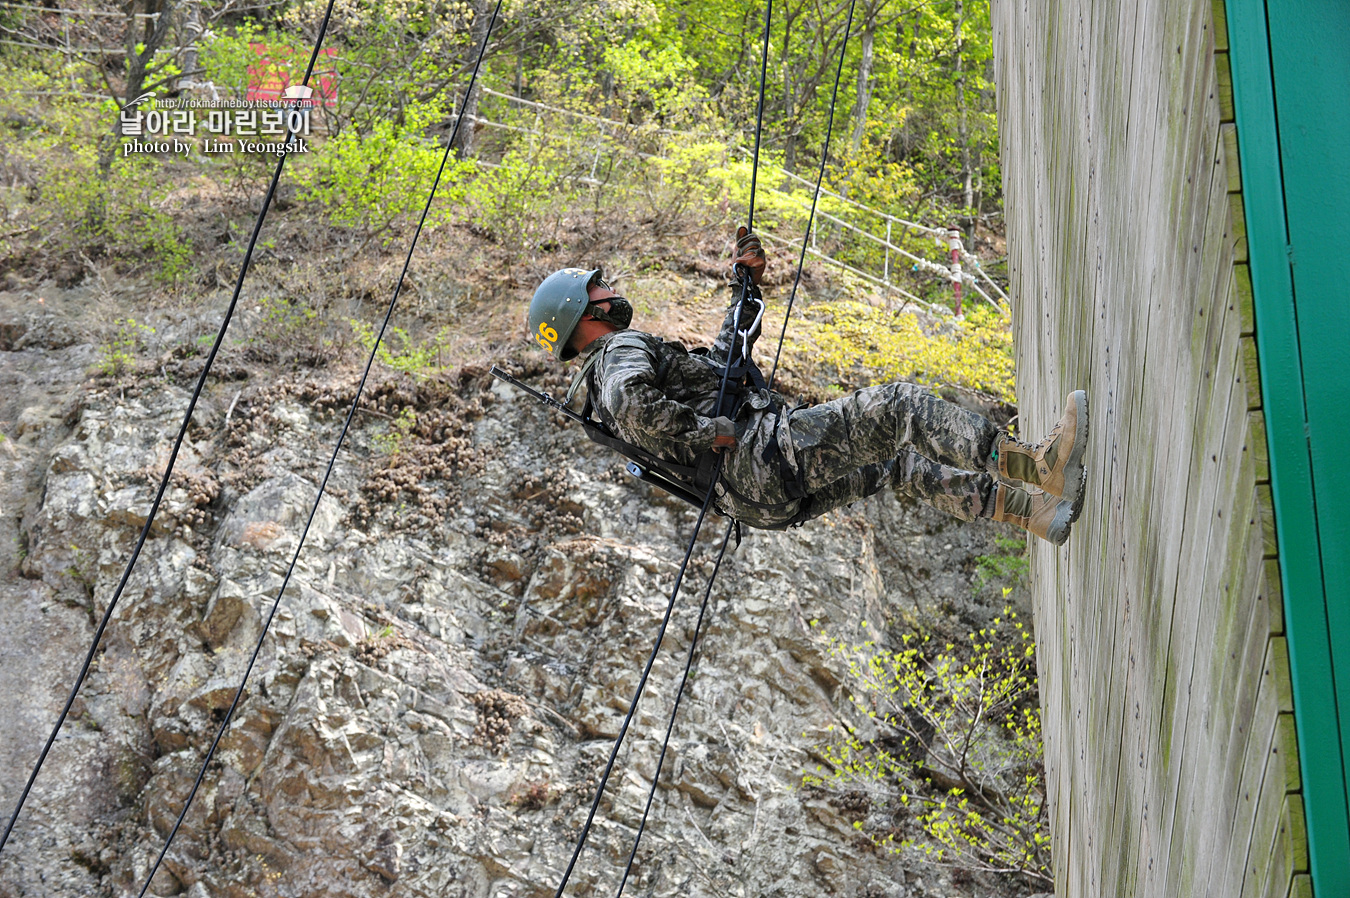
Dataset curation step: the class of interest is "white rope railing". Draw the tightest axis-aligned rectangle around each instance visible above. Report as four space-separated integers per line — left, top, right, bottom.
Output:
766 184 1001 311
735 146 949 238
756 229 951 316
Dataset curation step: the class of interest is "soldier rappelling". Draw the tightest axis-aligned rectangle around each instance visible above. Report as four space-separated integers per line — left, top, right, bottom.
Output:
518 228 1089 544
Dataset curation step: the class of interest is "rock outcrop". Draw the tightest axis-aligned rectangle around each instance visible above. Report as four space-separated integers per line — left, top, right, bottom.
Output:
0 291 1027 898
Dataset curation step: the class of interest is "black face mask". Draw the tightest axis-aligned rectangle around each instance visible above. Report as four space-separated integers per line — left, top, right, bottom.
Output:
587 296 633 329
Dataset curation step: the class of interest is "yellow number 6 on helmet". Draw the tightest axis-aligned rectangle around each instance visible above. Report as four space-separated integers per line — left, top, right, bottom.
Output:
536 322 558 352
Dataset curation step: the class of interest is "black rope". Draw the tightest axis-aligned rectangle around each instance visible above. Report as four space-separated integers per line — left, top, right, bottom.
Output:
745 0 772 234
550 4 780 894
609 3 857 892
548 461 723 898
0 0 341 858
765 0 855 390
552 241 759 898
553 288 756 889
131 4 503 893
553 215 758 898
613 523 733 897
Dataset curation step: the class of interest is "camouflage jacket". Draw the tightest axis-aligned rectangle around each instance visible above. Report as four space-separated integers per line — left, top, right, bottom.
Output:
572 298 807 527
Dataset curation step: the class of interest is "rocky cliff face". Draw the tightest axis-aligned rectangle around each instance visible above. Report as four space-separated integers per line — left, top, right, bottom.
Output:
0 288 1026 898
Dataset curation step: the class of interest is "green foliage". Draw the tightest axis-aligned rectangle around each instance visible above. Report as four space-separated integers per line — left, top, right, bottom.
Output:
349 319 451 378
463 141 578 251
372 406 417 456
258 296 316 336
623 0 999 218
196 20 269 98
637 136 734 233
974 536 1030 591
2 0 1008 310
282 0 474 136
805 299 1015 403
39 143 191 283
98 318 155 378
239 296 340 367
601 38 706 123
294 101 471 241
806 611 1051 887
0 61 192 283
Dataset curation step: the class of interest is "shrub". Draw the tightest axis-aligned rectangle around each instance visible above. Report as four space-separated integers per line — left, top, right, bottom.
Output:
633 136 731 235
241 296 337 366
348 319 450 378
806 608 1051 888
294 101 471 243
974 536 1030 592
371 406 416 456
804 299 1015 404
0 72 193 285
43 146 192 283
98 318 155 377
601 38 705 124
463 141 578 252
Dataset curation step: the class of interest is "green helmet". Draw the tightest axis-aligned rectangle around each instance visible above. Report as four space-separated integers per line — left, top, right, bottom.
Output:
529 267 601 360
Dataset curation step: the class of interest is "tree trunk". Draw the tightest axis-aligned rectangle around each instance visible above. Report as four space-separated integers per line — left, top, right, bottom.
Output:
123 0 177 109
99 0 177 177
178 0 200 93
449 0 492 160
901 19 917 156
849 13 876 154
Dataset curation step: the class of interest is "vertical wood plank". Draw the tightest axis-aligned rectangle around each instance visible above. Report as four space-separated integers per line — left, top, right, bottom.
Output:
991 0 1308 894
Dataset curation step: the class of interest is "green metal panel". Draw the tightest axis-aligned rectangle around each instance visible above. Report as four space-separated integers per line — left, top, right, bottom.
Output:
1226 0 1350 892
1266 0 1350 799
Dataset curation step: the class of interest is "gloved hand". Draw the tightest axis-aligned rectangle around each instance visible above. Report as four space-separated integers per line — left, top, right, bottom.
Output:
732 225 766 285
711 416 737 452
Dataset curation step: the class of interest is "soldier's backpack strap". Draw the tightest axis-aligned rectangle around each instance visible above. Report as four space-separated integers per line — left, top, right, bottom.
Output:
575 366 706 492
754 404 808 501
564 349 604 407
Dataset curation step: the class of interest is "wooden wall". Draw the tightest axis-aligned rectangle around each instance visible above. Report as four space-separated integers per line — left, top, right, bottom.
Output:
990 1 1307 895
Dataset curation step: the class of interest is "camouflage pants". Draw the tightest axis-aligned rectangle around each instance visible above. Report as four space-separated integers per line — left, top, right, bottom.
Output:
717 382 1001 527
788 381 1001 521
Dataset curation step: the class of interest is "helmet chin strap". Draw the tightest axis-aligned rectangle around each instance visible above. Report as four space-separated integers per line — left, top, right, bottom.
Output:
587 297 633 329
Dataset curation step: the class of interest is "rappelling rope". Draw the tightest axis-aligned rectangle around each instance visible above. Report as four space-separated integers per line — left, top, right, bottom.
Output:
766 0 855 390
0 0 342 858
548 467 724 898
609 3 856 893
548 5 775 897
743 0 772 235
612 523 735 897
128 4 503 894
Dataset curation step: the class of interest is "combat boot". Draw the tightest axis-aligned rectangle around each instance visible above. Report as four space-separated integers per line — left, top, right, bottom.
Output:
996 390 1088 500
991 484 1077 546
